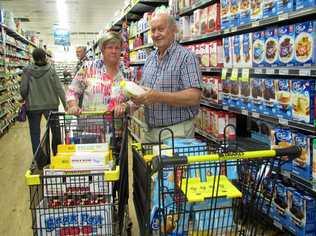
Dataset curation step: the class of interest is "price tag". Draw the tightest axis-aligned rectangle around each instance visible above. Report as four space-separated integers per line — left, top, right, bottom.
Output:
241 68 249 80
252 112 259 118
223 106 229 110
252 21 259 27
231 68 239 81
221 68 228 81
224 29 230 34
231 27 237 32
299 69 311 76
266 68 274 74
254 68 262 74
278 13 288 21
279 69 288 75
241 110 248 116
279 118 288 126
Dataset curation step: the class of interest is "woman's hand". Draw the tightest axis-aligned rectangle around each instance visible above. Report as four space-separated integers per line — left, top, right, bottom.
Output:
114 103 128 117
67 104 81 115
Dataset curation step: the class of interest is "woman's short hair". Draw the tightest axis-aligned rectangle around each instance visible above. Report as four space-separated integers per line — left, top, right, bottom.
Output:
98 32 123 51
32 48 47 65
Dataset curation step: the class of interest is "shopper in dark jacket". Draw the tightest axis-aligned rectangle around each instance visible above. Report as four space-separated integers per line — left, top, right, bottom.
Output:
20 48 66 155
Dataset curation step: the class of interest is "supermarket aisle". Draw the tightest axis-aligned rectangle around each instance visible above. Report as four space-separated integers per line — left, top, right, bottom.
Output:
0 121 139 236
0 122 33 236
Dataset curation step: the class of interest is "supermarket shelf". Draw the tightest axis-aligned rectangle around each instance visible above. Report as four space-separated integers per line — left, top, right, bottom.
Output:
5 41 29 52
128 127 141 143
0 23 37 48
281 170 316 196
178 0 216 16
130 60 146 66
200 100 316 133
180 7 316 44
200 67 222 73
195 128 221 144
129 27 150 39
129 43 153 52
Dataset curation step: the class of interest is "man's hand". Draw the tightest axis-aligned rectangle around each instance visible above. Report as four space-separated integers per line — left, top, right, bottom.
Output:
114 103 128 117
131 90 160 106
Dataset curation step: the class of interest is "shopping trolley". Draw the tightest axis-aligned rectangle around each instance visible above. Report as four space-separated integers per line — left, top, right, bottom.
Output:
132 128 301 236
25 112 130 236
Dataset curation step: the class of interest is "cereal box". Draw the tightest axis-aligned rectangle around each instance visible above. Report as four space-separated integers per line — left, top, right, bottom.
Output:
252 31 265 67
296 0 316 10
194 43 202 67
278 25 295 67
250 0 263 22
276 80 292 120
291 80 316 124
239 0 251 26
200 7 208 35
251 78 264 113
233 34 242 67
200 42 210 67
263 79 277 116
230 0 240 27
221 0 231 30
264 27 279 67
263 0 278 18
293 133 314 181
193 9 201 36
223 37 233 67
277 0 294 14
190 15 195 37
210 40 223 68
294 21 316 67
207 3 221 32
241 33 253 68
180 16 191 39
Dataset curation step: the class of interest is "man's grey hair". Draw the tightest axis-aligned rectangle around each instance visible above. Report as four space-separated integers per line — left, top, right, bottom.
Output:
76 46 87 51
152 12 177 28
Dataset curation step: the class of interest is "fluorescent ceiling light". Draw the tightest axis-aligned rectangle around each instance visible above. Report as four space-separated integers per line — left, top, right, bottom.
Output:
56 0 69 29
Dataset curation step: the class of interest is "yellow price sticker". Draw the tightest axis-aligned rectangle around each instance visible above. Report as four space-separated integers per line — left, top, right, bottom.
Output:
221 68 228 80
241 68 250 82
231 68 238 81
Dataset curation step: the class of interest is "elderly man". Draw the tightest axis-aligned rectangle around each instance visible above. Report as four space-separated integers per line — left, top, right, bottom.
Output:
75 46 87 73
132 12 202 143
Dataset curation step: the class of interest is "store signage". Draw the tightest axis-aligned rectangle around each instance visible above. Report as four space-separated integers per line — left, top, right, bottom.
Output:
53 27 70 46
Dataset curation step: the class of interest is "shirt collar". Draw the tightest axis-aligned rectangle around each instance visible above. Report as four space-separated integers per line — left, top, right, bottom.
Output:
154 40 177 60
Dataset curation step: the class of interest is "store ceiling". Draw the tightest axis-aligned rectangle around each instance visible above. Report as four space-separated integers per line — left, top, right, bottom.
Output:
0 0 126 47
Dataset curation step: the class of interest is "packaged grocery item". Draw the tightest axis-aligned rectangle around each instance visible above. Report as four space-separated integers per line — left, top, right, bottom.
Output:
207 3 221 32
200 42 210 67
291 80 315 124
277 0 294 14
223 37 233 67
278 25 295 67
252 31 265 67
210 40 223 68
288 190 316 236
190 15 195 36
294 21 316 66
193 9 201 36
202 76 222 104
251 78 264 113
57 143 109 153
179 16 191 39
276 80 292 120
265 27 279 67
221 0 231 30
241 33 253 67
239 69 252 110
263 79 277 116
212 111 227 139
233 34 242 67
251 120 275 145
239 0 251 26
229 70 239 107
221 69 231 105
120 80 147 97
230 0 240 27
296 0 316 10
313 139 316 180
293 133 314 181
250 0 263 22
273 181 290 226
200 7 208 35
263 0 278 18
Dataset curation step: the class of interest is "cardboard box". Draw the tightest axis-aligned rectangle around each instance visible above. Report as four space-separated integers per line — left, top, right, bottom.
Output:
265 27 279 67
239 69 252 110
252 31 265 67
230 0 241 27
276 80 292 120
207 3 221 32
239 0 251 26
233 34 242 67
277 0 294 14
278 24 295 67
241 33 253 67
221 0 231 30
223 37 233 67
263 79 277 116
251 78 264 113
263 0 278 18
296 0 316 10
210 40 223 68
250 0 263 22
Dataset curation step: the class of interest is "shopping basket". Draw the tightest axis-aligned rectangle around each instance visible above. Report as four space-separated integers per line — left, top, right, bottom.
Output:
25 112 130 236
132 128 301 236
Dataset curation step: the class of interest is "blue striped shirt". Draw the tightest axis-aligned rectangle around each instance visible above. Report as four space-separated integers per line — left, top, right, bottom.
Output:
140 42 202 128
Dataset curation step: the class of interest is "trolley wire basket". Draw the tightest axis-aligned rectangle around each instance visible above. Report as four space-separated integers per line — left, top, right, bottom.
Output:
25 112 130 236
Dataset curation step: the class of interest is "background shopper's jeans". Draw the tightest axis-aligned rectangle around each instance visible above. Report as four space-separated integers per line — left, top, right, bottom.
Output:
27 109 61 156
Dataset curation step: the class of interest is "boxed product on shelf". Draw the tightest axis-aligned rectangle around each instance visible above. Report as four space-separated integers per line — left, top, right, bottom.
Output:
252 30 265 67
287 190 316 236
265 27 279 67
241 33 253 67
295 0 316 10
291 79 315 124
278 24 295 67
193 9 201 36
233 34 242 67
207 3 221 32
239 0 251 25
202 76 222 104
277 0 294 14
209 40 223 68
223 37 233 67
238 70 252 110
221 0 231 30
250 120 275 145
263 79 277 116
230 0 241 27
263 0 278 18
35 198 112 236
200 43 210 67
251 78 264 113
190 15 195 37
292 133 314 181
250 0 263 22
313 140 316 180
200 6 208 35
272 180 290 226
294 21 316 66
221 70 231 105
179 16 191 39
276 79 292 120
228 71 239 107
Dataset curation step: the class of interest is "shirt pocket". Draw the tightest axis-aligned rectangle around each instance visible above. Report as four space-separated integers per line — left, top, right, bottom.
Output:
156 67 182 92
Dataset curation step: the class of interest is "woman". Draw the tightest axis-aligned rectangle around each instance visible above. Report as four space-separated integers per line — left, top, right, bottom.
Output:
67 32 130 116
20 48 66 155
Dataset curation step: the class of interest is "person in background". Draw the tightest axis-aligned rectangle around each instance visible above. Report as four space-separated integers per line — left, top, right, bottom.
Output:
75 46 88 73
20 48 66 155
66 32 130 117
131 12 202 143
